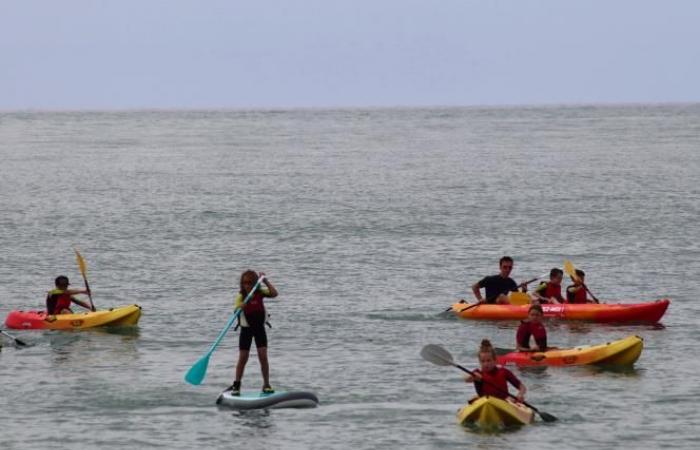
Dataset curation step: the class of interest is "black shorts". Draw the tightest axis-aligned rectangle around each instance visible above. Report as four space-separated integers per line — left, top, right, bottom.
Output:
239 325 268 351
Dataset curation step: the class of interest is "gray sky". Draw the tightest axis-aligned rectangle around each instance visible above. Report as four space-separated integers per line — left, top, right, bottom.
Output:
2 0 699 109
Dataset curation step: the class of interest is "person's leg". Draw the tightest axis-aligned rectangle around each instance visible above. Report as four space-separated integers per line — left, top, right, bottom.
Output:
234 328 254 392
496 294 510 305
235 349 250 382
253 326 271 390
257 347 270 387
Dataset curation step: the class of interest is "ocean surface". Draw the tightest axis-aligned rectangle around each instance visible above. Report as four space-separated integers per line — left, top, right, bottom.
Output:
1 105 699 449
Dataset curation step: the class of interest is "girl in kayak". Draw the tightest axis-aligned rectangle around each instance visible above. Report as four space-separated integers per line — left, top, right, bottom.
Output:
46 276 94 315
229 270 278 396
465 339 526 402
516 304 547 352
533 268 564 304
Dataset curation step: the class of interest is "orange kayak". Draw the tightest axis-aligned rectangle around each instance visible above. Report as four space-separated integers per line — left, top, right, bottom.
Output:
496 335 643 367
450 299 669 323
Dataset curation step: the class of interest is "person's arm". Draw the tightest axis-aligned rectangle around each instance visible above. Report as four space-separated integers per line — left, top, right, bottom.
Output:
506 370 526 402
261 275 278 298
471 281 484 302
515 322 532 352
46 293 55 314
71 297 93 311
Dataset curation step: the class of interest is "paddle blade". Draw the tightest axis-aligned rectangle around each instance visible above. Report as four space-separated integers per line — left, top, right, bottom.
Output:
510 292 531 305
184 353 211 385
74 248 88 276
420 344 455 367
563 260 578 282
538 411 558 422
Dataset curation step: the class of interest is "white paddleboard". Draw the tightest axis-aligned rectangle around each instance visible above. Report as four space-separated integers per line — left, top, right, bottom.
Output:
216 390 319 410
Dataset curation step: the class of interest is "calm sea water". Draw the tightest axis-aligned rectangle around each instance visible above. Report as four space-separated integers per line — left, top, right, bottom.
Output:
1 106 699 449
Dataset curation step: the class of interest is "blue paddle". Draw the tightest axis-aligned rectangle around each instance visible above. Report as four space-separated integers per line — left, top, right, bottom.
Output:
185 274 265 385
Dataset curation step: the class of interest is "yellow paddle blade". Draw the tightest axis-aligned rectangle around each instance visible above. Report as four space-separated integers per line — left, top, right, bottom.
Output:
563 259 579 282
74 248 88 276
510 292 531 305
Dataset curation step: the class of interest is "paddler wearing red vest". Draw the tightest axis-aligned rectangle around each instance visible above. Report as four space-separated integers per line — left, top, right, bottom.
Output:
228 270 278 396
533 268 564 304
45 275 94 315
566 269 595 303
516 304 547 352
464 339 527 402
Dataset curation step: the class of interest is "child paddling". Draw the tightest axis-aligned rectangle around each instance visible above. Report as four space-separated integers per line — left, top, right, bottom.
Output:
465 339 526 402
228 270 278 396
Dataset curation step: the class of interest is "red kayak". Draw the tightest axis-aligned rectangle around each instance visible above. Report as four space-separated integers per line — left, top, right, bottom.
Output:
450 299 670 323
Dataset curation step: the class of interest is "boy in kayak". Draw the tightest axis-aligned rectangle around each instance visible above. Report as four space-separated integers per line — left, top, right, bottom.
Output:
464 339 526 402
46 276 94 315
516 304 547 352
533 268 564 304
471 256 525 305
566 269 595 303
229 270 278 396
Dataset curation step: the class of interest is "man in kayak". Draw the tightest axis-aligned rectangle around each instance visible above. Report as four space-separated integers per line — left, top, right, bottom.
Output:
516 304 547 352
46 276 94 314
532 268 564 304
471 256 525 305
464 339 526 402
229 270 279 396
566 269 595 303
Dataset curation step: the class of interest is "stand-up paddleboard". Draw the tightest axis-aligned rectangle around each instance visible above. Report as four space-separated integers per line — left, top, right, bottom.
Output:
216 389 319 410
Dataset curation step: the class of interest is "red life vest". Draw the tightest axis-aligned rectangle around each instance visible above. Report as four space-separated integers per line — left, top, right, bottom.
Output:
536 281 563 302
567 285 587 303
475 366 520 399
46 289 73 314
242 290 266 324
516 320 547 349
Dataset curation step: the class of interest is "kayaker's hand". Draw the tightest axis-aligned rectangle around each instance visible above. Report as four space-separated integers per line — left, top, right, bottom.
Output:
516 393 525 403
472 372 482 381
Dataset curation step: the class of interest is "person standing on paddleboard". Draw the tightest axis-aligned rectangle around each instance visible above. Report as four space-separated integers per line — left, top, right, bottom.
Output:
46 276 94 315
464 339 526 402
471 256 526 305
515 304 547 352
229 270 278 396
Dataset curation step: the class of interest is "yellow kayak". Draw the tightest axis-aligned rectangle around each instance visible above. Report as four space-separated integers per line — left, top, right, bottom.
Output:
457 396 534 429
497 335 643 367
5 305 142 329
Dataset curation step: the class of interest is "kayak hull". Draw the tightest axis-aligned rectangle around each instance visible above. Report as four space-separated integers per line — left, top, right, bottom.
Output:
216 390 319 410
457 396 533 429
497 335 643 367
4 305 142 330
450 299 669 323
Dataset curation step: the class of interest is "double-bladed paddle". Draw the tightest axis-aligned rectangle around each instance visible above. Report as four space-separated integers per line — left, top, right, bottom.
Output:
447 271 550 312
184 274 265 386
1 330 29 347
420 343 557 422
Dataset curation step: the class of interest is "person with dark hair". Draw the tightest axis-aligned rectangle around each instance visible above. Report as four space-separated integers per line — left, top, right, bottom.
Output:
533 268 564 304
566 269 593 303
464 339 526 402
228 270 278 396
471 256 524 305
516 304 547 352
46 276 93 315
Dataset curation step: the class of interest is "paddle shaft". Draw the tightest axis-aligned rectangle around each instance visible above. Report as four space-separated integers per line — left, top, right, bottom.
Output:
450 361 549 419
1 330 28 347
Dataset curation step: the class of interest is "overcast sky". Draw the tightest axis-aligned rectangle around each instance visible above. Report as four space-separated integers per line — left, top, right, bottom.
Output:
1 0 699 109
